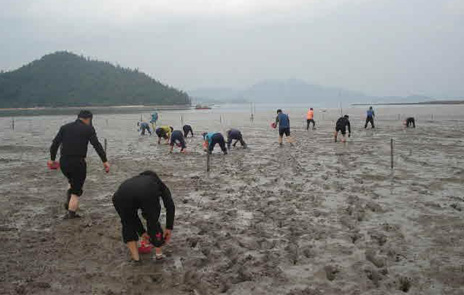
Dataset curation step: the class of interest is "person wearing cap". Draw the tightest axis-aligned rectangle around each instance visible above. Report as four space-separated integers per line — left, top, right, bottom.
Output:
334 115 352 142
275 109 294 146
112 170 175 262
226 129 247 150
364 106 375 129
169 130 187 153
49 110 110 219
306 108 316 130
155 126 173 144
202 132 228 155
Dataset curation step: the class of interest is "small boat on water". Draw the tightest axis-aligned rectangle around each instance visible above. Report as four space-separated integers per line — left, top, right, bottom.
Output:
195 104 212 110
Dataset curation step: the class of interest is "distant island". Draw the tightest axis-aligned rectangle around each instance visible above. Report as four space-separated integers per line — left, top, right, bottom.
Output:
0 51 190 108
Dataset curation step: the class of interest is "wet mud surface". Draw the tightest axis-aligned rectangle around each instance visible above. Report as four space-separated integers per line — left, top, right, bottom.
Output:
0 106 463 294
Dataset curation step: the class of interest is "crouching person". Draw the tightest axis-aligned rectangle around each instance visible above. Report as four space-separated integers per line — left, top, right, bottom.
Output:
112 170 175 262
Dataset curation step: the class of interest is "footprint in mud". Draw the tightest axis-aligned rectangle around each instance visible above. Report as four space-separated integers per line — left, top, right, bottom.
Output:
397 276 412 293
324 265 340 281
365 249 386 268
364 266 383 287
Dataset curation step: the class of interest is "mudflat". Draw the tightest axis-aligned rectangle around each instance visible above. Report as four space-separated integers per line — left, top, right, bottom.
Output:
0 105 463 295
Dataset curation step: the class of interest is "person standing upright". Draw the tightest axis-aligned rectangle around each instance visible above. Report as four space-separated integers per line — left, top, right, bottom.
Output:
275 109 294 146
306 107 316 130
365 106 375 128
49 110 110 219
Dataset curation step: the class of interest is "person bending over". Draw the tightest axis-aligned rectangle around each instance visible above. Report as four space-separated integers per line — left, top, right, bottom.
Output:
183 125 194 137
170 130 187 153
404 117 415 128
49 110 110 219
138 121 152 135
112 171 175 262
203 132 228 155
334 115 352 143
275 109 294 146
155 126 173 144
227 129 247 149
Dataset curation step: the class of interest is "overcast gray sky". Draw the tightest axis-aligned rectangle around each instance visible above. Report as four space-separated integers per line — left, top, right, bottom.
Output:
1 0 463 97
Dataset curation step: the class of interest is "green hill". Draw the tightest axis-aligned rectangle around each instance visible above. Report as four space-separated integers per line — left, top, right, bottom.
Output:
0 51 190 108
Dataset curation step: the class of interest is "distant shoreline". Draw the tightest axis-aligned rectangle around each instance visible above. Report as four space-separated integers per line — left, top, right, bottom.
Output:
0 104 191 117
352 100 464 106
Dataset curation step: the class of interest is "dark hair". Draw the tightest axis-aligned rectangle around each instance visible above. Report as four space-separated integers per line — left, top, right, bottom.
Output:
170 126 174 132
202 132 207 139
139 170 166 189
310 108 313 110
78 110 93 119
277 109 282 114
344 115 349 118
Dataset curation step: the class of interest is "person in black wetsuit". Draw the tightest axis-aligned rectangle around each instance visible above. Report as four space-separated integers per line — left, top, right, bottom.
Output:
112 171 175 262
202 132 228 154
170 130 187 153
334 115 352 142
404 117 416 128
49 110 110 219
226 129 247 149
183 125 194 137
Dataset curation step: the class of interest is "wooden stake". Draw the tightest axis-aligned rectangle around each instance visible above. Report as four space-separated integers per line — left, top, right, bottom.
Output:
11 117 14 130
181 115 184 126
206 152 211 172
390 138 394 169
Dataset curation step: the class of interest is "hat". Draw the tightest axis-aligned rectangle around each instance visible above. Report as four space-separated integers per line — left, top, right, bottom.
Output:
78 110 93 119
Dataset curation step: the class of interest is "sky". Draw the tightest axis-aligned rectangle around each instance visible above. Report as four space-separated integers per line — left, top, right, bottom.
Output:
1 0 463 98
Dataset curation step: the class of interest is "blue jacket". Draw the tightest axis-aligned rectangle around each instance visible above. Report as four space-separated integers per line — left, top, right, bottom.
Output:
367 109 375 117
276 113 290 128
205 132 216 146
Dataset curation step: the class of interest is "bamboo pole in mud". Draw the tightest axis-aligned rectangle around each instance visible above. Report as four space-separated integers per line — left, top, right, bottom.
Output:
11 117 14 130
180 115 184 126
106 119 109 126
206 152 211 172
104 138 107 153
391 138 394 169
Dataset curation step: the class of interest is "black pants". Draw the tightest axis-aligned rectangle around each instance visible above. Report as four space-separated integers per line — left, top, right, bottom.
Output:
209 133 227 153
365 116 375 128
227 134 246 149
306 119 315 129
183 125 193 137
60 156 86 196
141 126 151 135
112 195 164 245
406 118 415 128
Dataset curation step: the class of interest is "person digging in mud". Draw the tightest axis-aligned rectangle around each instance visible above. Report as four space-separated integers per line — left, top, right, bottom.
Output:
306 107 316 130
334 115 352 143
404 117 416 128
226 129 247 149
275 109 294 146
183 124 194 137
112 170 175 262
137 121 152 135
365 106 375 129
170 130 187 153
48 110 110 219
202 132 228 154
155 126 173 144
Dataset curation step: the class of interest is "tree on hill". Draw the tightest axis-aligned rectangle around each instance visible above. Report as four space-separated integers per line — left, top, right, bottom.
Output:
0 51 190 108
